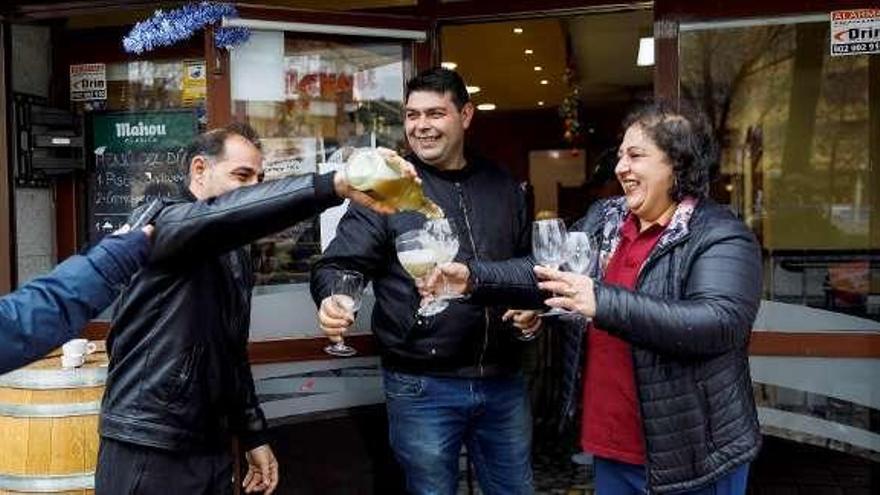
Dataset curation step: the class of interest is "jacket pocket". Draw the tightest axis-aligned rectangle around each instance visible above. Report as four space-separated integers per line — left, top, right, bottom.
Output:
382 371 424 399
161 345 203 406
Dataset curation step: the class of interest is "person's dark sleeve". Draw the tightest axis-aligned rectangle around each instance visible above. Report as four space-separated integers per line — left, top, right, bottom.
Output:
513 182 531 257
151 173 342 265
0 230 149 373
593 226 762 357
467 256 545 309
310 203 389 305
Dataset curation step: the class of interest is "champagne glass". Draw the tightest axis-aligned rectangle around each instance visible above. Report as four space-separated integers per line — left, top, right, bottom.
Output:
323 270 365 357
530 218 570 329
424 218 464 302
395 229 446 317
565 231 595 276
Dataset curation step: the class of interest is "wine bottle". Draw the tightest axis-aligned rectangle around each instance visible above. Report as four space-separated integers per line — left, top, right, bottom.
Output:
344 149 444 219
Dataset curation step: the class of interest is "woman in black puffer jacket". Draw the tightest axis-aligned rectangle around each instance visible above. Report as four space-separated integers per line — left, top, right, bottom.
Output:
431 102 762 494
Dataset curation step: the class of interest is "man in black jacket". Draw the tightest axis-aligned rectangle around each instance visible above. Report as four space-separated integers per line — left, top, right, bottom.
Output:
95 123 413 495
311 68 533 494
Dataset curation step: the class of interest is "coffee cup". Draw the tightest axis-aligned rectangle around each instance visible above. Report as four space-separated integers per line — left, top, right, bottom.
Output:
61 354 85 369
62 339 96 357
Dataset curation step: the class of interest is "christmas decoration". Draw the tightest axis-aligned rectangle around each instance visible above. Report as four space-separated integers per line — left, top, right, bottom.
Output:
559 67 582 146
123 2 250 54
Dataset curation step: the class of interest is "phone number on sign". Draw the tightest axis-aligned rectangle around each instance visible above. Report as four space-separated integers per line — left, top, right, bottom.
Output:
832 41 879 54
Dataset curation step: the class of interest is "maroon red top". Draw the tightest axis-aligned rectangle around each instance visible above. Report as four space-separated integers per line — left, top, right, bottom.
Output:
581 213 666 465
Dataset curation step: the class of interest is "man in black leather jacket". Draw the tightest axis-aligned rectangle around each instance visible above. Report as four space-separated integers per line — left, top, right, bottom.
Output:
95 123 413 495
311 68 534 494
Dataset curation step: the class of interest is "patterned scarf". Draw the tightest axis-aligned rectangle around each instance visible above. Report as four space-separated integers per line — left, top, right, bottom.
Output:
595 196 699 279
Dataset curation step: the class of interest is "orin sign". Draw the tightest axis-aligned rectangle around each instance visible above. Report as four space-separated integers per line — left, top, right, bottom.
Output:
70 63 107 101
831 9 880 56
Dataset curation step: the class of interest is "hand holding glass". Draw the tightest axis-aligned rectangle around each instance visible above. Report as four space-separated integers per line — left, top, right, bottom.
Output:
532 218 570 323
323 270 365 357
424 218 464 303
396 229 447 317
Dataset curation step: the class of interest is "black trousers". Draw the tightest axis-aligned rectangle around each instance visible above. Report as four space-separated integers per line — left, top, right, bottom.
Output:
95 437 234 495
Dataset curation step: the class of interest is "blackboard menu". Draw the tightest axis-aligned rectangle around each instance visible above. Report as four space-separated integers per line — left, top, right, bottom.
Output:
88 110 197 243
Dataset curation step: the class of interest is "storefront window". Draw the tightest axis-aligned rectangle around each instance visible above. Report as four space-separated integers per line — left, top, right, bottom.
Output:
76 58 207 241
81 59 207 123
232 33 406 287
680 15 879 463
680 18 879 324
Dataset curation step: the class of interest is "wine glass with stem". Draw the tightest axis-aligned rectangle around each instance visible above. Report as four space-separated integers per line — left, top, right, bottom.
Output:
395 229 446 317
564 231 595 277
526 218 570 334
323 270 365 357
424 218 464 303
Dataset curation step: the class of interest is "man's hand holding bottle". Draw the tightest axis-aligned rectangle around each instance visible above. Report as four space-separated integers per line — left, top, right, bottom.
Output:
332 147 423 215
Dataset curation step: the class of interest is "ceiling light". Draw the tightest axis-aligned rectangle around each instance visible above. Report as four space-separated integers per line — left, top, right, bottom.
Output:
476 103 496 111
540 79 549 85
466 85 481 94
538 101 544 106
524 49 533 55
533 66 543 71
441 61 458 70
637 37 654 66
513 28 523 34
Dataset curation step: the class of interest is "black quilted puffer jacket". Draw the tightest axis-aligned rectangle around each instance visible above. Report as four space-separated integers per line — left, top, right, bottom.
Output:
468 197 762 493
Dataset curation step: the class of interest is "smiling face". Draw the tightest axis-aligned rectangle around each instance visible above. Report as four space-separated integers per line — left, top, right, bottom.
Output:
404 90 473 170
615 124 677 225
189 134 263 200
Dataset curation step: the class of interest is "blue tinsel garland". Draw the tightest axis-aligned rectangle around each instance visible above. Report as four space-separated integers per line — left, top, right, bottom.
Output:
123 2 251 54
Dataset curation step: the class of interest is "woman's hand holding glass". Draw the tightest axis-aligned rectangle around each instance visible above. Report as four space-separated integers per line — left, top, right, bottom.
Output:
533 265 597 319
529 218 571 332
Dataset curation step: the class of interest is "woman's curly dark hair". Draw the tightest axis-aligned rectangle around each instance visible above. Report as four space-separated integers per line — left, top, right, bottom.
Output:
622 101 717 201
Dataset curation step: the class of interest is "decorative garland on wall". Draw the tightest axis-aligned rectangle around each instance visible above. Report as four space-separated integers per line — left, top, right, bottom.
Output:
122 2 251 54
559 66 582 146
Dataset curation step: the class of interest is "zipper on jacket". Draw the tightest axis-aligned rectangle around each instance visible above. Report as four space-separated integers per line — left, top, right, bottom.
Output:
455 181 489 377
635 233 691 287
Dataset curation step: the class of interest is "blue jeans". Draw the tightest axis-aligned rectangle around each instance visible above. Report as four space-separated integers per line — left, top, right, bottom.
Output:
594 457 749 495
383 370 533 495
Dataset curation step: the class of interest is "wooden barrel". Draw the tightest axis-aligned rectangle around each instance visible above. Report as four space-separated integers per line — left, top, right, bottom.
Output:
0 343 107 495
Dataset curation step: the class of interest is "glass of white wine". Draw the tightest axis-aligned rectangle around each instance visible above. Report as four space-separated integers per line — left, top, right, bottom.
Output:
323 270 365 358
424 218 463 303
395 229 446 317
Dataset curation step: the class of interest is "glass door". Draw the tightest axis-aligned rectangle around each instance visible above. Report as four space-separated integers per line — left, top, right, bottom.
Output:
224 16 425 343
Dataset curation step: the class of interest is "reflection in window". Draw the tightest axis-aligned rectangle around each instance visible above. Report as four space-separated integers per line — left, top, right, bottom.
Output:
680 20 878 322
232 35 406 285
83 59 208 127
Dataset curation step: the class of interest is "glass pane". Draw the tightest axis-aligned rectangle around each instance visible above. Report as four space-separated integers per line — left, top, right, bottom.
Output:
680 18 879 469
232 35 406 289
680 21 879 324
81 59 207 126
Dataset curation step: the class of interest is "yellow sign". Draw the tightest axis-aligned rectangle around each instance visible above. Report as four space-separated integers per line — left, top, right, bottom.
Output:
182 60 206 104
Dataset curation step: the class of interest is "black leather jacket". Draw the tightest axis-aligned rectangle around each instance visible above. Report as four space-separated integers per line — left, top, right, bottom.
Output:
469 198 763 493
311 154 530 377
100 173 341 452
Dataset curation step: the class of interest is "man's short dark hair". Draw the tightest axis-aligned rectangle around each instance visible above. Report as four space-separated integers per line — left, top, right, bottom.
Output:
184 122 262 181
622 100 717 201
405 67 470 110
